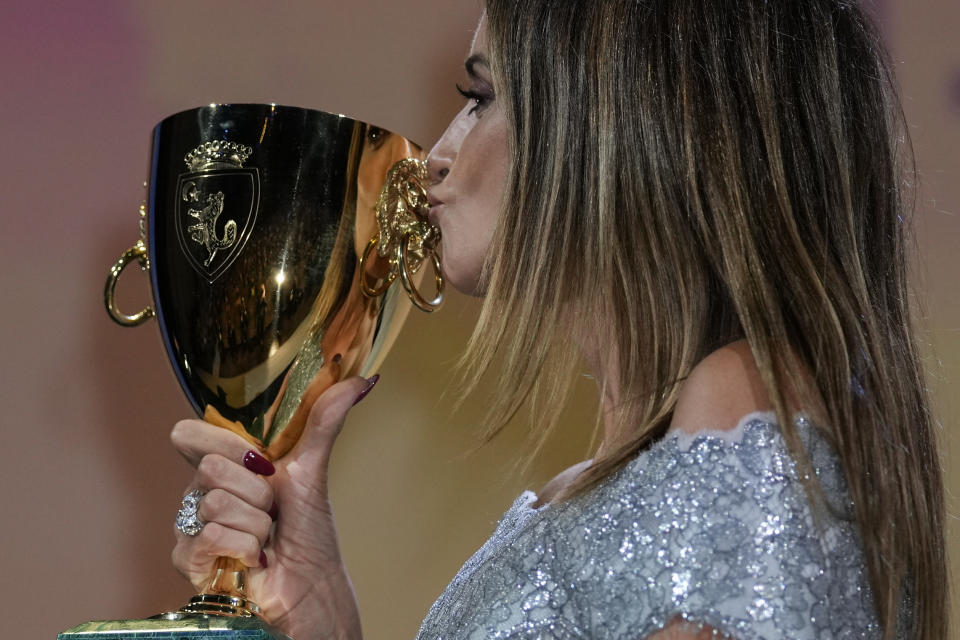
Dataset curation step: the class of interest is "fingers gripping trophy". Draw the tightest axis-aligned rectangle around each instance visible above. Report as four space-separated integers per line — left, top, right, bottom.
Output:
59 104 443 640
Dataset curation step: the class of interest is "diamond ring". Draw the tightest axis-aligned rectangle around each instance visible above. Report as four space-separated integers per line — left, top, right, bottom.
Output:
175 489 206 536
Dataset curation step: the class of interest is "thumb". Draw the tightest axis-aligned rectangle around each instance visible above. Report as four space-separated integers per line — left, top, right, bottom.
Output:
288 374 379 474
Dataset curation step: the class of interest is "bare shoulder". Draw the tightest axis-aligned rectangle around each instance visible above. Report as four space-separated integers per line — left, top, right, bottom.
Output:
668 339 772 435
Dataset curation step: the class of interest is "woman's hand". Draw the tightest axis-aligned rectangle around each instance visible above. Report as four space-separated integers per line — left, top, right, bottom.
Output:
170 375 378 640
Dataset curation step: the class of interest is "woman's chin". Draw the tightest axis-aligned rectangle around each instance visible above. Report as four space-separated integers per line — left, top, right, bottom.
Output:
441 264 486 298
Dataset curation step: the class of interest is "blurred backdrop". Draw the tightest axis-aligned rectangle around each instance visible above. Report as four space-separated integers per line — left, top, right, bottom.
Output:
0 2 956 639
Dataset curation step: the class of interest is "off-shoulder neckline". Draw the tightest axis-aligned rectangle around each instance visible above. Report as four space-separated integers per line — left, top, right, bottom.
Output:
669 409 782 449
521 410 805 513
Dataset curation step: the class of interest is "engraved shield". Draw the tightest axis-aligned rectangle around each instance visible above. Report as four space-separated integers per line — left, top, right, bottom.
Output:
175 168 260 282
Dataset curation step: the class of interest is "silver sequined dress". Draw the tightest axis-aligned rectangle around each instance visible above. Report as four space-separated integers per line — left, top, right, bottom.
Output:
415 412 879 639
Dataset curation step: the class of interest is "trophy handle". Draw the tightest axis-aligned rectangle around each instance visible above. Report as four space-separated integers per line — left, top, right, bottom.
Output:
358 235 397 297
359 158 444 312
104 239 155 327
398 233 444 312
359 233 444 312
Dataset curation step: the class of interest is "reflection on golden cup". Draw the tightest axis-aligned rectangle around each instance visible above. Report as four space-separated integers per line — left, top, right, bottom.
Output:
75 104 442 640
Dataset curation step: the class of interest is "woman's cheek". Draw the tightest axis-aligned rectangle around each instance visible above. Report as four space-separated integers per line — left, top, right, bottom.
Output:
441 223 487 296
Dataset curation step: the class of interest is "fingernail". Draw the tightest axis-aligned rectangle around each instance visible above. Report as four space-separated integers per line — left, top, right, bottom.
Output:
352 374 380 406
243 450 276 476
331 353 342 364
268 501 279 521
259 550 268 568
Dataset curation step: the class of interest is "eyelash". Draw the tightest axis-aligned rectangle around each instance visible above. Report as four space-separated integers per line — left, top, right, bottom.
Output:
366 125 388 150
456 83 491 116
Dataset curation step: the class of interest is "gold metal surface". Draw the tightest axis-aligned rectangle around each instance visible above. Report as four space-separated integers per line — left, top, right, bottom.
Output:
180 556 261 617
178 594 261 617
359 235 396 297
360 158 444 311
399 237 444 312
90 105 440 636
104 239 155 327
182 141 254 267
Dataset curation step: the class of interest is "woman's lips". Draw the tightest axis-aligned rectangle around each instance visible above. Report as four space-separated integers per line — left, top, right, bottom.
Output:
426 190 445 226
428 204 443 226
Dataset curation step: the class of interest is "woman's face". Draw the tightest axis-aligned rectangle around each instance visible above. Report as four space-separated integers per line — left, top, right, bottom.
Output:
426 14 509 296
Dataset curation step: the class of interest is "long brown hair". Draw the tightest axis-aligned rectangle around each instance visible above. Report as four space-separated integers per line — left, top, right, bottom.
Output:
460 1 947 637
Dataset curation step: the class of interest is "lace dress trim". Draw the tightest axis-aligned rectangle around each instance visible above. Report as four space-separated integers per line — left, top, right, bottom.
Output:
415 413 880 639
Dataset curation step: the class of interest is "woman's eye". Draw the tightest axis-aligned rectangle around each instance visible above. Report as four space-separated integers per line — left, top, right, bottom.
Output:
366 125 389 149
456 83 492 116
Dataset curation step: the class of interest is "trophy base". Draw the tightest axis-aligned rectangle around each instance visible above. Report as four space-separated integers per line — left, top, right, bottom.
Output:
58 611 291 640
176 593 262 617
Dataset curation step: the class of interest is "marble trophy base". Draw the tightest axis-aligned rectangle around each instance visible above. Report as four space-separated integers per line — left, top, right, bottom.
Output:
58 613 292 640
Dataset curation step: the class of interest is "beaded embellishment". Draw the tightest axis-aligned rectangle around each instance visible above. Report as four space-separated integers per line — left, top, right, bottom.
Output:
415 413 879 639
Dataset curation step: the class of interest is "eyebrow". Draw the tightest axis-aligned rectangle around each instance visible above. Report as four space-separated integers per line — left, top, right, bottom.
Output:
465 54 490 78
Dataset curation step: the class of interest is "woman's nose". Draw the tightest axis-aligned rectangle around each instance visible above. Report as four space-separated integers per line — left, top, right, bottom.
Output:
427 113 469 186
426 144 452 186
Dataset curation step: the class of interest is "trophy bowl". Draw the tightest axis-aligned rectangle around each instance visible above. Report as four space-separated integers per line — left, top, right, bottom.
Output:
65 104 443 640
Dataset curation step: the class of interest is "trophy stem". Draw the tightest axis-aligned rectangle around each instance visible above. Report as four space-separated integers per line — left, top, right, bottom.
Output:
176 557 262 618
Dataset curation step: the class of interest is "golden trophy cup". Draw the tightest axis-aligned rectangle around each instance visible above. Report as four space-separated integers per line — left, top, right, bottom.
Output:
59 104 442 640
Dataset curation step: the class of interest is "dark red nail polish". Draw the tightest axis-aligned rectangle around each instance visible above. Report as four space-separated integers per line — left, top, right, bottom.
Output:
331 353 342 364
259 550 268 568
243 450 275 476
352 374 380 406
268 501 279 521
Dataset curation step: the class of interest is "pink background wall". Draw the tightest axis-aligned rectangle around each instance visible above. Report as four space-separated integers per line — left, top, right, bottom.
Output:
0 2 955 638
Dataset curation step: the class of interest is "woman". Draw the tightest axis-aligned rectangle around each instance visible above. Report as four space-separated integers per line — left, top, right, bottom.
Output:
170 1 948 638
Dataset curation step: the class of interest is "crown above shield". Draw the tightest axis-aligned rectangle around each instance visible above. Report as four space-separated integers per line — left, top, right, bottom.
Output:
184 140 253 172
